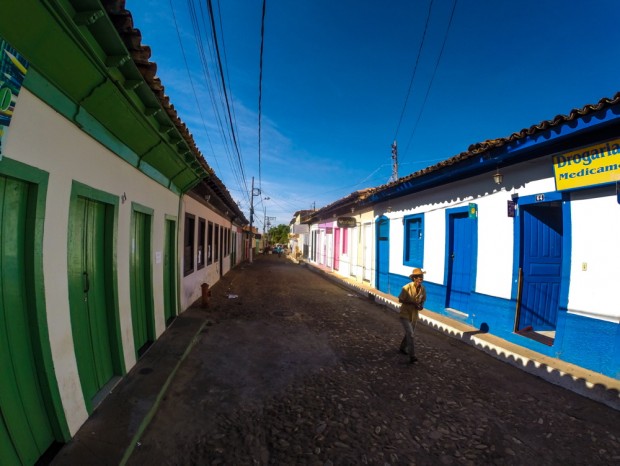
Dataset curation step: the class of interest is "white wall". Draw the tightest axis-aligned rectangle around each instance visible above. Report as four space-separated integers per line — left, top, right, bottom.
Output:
378 160 564 298
5 89 180 434
569 187 620 322
180 195 234 311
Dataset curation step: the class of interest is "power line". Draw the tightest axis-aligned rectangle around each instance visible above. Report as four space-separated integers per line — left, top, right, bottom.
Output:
171 0 249 207
168 0 222 174
258 0 267 190
402 0 459 159
392 0 434 142
185 0 251 207
206 0 249 194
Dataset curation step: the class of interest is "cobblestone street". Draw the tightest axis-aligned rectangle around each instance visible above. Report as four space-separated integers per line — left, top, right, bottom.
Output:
127 255 620 465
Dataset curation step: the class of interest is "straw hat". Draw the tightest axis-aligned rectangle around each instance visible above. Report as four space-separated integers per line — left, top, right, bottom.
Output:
409 268 425 279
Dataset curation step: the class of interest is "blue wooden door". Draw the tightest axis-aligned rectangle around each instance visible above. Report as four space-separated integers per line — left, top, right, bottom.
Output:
446 213 475 312
376 217 390 293
518 203 562 331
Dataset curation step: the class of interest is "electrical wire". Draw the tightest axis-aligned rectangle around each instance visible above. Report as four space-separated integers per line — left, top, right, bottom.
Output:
392 0 434 143
167 0 224 175
402 0 459 159
258 0 267 191
182 0 251 207
203 0 250 204
170 0 246 203
205 0 247 185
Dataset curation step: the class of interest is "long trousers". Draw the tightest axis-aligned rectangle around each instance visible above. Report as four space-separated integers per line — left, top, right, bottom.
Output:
399 317 417 356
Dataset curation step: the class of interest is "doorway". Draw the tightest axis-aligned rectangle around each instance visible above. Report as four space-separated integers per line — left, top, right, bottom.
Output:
517 201 565 341
68 186 122 412
1 171 65 464
130 205 154 357
445 210 477 313
375 216 390 293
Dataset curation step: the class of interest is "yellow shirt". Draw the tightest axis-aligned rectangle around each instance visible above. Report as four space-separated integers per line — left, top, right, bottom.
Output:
398 282 426 322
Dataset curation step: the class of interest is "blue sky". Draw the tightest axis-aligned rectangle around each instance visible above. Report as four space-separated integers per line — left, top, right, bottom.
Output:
125 0 620 230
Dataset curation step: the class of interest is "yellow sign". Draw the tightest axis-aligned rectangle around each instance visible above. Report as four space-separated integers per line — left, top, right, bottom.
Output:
553 138 620 191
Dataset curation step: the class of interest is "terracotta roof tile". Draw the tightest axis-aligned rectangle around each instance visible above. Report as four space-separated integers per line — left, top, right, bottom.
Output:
102 0 246 223
373 91 620 193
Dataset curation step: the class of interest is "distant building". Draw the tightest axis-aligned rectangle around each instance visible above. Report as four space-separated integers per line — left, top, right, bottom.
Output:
307 93 620 380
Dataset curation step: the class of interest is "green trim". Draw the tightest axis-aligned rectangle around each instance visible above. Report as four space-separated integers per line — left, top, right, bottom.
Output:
69 181 125 381
2 1 205 192
131 201 154 216
24 69 141 174
163 216 178 323
0 156 71 441
130 203 156 356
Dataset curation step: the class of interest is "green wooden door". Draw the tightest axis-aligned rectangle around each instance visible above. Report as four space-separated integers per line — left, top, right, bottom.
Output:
0 175 56 465
68 196 115 408
130 209 154 356
163 219 176 325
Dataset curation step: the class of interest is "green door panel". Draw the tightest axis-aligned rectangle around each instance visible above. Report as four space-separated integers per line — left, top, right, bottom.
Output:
0 415 21 465
163 219 176 324
130 209 153 355
0 175 55 464
85 201 114 385
68 197 115 407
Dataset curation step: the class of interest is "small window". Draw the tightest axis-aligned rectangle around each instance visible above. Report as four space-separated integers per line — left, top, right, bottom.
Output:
214 224 220 261
197 218 206 269
207 221 213 265
184 214 195 275
225 228 231 256
403 214 424 267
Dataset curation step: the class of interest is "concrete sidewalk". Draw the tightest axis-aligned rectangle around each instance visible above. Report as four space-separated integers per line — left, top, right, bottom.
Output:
302 259 620 411
51 307 211 466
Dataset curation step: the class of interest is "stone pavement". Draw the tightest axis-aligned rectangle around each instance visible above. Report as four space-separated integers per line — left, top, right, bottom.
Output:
305 260 620 411
52 255 620 466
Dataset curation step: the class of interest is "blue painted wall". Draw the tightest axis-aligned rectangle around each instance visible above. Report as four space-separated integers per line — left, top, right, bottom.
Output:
386 271 619 379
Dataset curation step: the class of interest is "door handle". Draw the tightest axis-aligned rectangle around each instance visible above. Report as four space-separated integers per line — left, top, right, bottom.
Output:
83 272 90 293
450 252 455 260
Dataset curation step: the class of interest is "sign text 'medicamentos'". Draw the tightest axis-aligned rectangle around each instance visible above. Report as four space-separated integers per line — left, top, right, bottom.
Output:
553 138 620 191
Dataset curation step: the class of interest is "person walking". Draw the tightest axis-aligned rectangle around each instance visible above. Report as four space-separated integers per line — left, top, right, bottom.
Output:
398 268 426 364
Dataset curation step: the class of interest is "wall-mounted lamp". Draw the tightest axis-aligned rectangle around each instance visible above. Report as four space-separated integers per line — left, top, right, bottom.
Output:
205 194 211 202
351 207 355 214
121 192 127 204
493 168 503 185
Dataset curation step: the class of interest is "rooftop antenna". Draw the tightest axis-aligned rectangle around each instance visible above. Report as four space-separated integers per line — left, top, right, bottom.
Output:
390 140 399 182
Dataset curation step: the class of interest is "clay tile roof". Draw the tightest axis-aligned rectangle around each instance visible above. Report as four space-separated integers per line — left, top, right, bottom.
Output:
372 91 620 193
102 0 245 221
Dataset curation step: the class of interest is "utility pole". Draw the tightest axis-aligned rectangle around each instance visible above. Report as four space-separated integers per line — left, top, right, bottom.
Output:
249 176 260 262
262 197 270 235
391 140 399 182
265 216 276 246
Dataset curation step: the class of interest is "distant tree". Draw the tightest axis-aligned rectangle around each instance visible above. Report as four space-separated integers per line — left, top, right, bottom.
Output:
269 224 290 245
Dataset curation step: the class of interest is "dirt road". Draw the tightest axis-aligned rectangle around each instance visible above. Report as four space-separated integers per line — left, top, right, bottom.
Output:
127 255 620 465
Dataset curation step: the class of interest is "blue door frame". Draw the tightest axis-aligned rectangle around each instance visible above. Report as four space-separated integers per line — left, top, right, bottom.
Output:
444 207 477 313
376 216 390 293
514 192 571 332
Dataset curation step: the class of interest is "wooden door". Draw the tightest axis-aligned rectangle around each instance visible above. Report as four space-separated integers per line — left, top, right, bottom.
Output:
0 175 56 465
